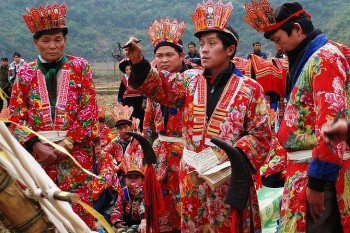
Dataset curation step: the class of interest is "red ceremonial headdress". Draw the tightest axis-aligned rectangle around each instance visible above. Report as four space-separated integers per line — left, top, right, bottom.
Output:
191 0 238 44
22 2 68 38
148 18 186 53
112 103 134 127
122 148 145 178
242 0 311 36
98 106 106 119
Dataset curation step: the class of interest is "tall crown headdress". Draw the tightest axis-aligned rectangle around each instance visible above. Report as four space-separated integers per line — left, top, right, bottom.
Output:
112 103 134 126
122 148 145 177
98 106 106 119
22 2 68 35
243 0 311 33
148 18 186 51
192 0 238 43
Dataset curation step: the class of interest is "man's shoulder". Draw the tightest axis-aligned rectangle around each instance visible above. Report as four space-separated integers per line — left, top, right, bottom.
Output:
314 42 349 62
240 73 265 91
183 68 204 77
65 55 90 66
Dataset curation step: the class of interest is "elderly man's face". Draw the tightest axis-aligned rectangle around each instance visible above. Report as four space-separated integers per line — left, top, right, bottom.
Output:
34 31 67 63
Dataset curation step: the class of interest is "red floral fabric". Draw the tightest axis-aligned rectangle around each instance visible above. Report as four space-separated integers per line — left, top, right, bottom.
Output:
9 55 98 229
132 66 272 232
277 42 350 232
143 99 183 231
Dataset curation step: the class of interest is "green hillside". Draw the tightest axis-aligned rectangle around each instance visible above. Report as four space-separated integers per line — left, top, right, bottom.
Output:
0 0 349 63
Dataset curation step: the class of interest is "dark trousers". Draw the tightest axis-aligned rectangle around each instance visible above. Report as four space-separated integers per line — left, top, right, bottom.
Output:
306 182 343 233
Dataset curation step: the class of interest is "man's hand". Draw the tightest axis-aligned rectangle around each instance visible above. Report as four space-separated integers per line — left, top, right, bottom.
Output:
138 219 147 233
52 140 71 162
306 187 325 223
32 142 57 165
115 221 127 229
123 37 143 64
321 119 348 145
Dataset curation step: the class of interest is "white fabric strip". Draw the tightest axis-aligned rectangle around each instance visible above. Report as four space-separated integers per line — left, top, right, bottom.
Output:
288 149 350 161
342 151 350 160
158 134 183 143
37 130 68 142
287 150 312 161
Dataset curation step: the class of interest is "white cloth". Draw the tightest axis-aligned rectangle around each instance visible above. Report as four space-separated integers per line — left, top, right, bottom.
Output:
287 150 312 161
37 130 68 142
158 134 183 143
288 149 350 161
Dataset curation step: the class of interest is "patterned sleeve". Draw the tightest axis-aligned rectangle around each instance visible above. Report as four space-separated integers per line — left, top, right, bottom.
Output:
9 64 37 144
130 59 186 108
88 150 116 201
66 59 98 143
307 47 350 184
142 99 157 144
110 189 125 225
260 135 287 177
235 79 273 171
102 142 123 164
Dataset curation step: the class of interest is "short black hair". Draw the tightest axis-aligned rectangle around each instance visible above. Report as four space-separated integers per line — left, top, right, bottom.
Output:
33 27 68 39
216 25 239 59
188 41 196 47
281 17 314 37
13 52 21 58
115 121 132 128
1 58 8 62
253 42 261 46
154 39 183 54
263 2 313 39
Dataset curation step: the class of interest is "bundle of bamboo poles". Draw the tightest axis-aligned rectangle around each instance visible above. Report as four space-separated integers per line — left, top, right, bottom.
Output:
0 122 92 233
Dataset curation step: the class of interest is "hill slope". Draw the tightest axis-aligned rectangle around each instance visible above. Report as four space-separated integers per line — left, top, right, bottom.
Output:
0 0 349 62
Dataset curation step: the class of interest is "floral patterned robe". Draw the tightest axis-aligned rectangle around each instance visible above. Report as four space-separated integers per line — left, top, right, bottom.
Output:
9 55 98 228
260 134 287 178
130 62 272 233
143 99 183 232
99 125 115 147
277 39 350 232
110 184 145 227
102 137 145 184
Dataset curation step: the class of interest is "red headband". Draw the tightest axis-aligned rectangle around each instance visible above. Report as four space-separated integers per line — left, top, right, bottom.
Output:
263 9 312 33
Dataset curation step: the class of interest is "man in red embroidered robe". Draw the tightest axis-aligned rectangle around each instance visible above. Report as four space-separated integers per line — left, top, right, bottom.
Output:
142 18 192 232
123 1 272 232
243 1 350 232
9 2 98 229
102 104 145 188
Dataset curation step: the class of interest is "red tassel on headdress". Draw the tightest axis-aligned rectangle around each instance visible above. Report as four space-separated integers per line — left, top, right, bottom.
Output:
231 209 239 233
143 164 164 233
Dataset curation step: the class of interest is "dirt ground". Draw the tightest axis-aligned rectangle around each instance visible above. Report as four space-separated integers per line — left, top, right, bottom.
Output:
95 78 121 128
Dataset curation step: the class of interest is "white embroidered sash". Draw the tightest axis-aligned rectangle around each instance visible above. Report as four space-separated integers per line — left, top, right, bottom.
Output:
37 69 70 129
192 74 243 146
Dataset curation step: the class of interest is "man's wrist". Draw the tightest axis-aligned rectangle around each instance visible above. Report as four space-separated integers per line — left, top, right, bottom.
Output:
307 176 327 192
